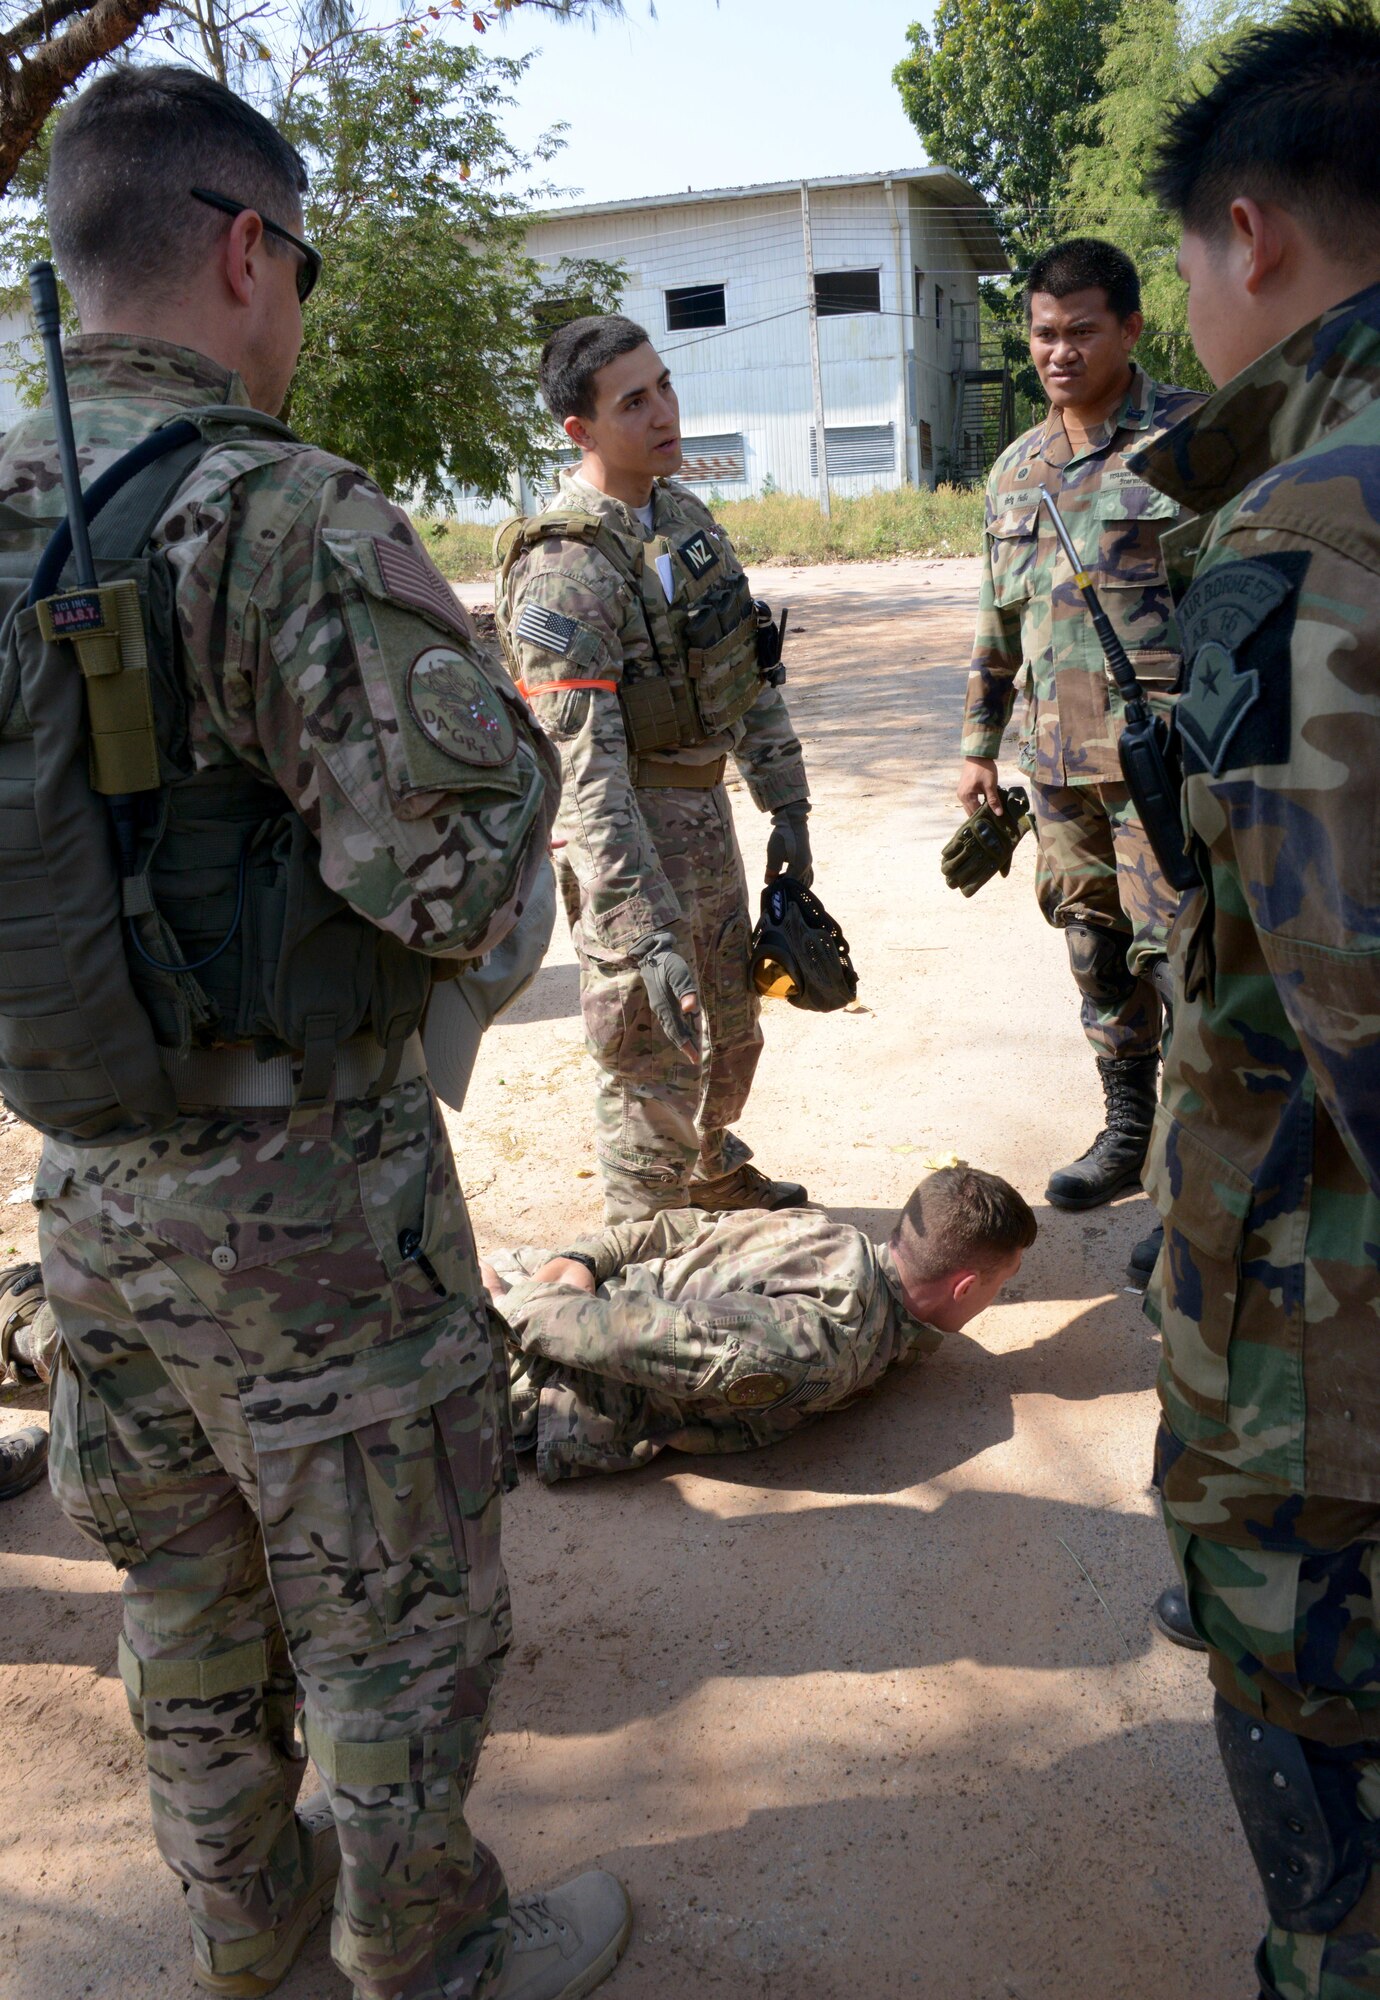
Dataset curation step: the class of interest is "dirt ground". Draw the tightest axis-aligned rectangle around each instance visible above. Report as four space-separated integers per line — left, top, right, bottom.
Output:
0 556 1261 2000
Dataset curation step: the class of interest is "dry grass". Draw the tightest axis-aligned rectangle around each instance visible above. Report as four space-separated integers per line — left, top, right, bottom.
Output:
415 482 986 581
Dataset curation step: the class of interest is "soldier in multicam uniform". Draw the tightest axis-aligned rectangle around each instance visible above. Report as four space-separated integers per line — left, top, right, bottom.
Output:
481 1167 1034 1483
1125 8 1380 1996
3 68 630 2000
956 239 1204 1229
495 316 813 1223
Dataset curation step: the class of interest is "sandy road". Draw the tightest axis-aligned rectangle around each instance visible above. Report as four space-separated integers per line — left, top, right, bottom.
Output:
0 557 1258 1999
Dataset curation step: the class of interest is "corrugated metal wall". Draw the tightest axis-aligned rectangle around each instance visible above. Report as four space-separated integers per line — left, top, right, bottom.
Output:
443 176 985 521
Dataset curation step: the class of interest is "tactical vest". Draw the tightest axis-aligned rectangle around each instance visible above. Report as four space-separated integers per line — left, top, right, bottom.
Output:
0 410 431 1145
494 505 762 753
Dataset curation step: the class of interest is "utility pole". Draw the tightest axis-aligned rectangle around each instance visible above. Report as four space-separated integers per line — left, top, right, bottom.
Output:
799 180 830 520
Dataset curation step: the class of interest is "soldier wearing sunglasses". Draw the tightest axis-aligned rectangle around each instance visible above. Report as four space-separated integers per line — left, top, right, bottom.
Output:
3 61 630 2000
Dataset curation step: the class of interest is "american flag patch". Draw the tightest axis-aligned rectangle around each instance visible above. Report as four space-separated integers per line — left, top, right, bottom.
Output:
516 601 579 657
374 536 472 638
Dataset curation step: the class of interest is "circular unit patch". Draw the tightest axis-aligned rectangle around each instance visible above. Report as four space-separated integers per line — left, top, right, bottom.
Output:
407 647 517 768
724 1372 789 1409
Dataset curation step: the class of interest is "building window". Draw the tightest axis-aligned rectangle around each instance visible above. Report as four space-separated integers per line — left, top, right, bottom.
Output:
666 283 726 331
934 283 945 331
810 422 896 478
678 433 746 483
914 268 926 316
814 269 881 317
532 293 600 339
919 421 933 471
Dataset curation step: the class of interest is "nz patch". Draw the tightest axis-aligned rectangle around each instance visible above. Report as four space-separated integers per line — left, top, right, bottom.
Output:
407 647 517 768
678 531 720 581
1175 553 1308 776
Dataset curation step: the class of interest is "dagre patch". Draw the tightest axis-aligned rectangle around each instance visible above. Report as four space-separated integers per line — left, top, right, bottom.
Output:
407 647 517 768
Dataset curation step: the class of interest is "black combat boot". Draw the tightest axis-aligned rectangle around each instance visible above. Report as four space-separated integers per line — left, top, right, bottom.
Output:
1045 1054 1158 1211
1127 1221 1164 1288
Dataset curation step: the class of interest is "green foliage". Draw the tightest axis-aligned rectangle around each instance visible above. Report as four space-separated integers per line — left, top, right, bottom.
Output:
1061 0 1285 389
0 4 624 506
424 486 989 573
894 0 1125 279
281 33 621 503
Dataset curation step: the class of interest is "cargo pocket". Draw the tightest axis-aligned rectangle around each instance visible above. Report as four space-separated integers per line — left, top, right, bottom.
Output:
354 1081 471 1319
988 506 1038 608
708 909 756 1049
47 1344 147 1569
1143 1104 1253 1423
243 1311 506 1670
1095 486 1177 587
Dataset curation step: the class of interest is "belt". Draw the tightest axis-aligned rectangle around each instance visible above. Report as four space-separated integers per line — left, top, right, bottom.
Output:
161 1032 426 1109
633 755 726 790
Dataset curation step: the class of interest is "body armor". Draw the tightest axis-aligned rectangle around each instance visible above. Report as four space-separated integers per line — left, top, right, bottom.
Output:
495 505 763 754
0 413 430 1144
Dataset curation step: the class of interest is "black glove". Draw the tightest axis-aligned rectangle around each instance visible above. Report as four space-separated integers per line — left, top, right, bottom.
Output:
765 803 813 888
628 931 701 1061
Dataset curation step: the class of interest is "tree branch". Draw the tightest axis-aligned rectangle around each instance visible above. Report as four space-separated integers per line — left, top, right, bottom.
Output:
0 0 166 194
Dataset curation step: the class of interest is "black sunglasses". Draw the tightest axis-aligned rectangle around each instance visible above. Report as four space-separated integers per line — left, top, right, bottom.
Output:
190 186 322 303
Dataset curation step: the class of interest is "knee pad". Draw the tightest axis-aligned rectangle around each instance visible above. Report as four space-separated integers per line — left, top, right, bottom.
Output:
1215 1695 1380 1933
1063 921 1136 1008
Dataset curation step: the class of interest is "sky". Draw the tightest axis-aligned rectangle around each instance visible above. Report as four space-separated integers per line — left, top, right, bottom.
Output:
483 0 939 208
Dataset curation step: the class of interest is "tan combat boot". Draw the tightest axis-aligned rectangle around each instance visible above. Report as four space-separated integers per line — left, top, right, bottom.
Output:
192 1797 339 1998
497 1869 632 2000
687 1159 807 1211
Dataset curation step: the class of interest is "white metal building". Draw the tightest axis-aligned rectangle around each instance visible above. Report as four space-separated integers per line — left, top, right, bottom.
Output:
462 165 1009 522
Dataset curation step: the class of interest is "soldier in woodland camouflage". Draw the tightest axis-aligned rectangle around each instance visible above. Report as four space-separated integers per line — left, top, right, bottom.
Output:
482 1167 1035 1484
957 239 1203 1222
495 316 812 1223
1131 10 1380 1996
6 68 630 2000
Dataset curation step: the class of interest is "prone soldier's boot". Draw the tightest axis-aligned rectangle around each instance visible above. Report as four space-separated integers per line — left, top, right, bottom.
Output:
687 1160 808 1211
497 1869 632 2000
1045 1054 1159 1211
191 1797 339 1997
0 1423 48 1500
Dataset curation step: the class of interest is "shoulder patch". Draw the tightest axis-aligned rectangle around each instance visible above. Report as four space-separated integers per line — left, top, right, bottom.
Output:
374 536 471 637
1176 552 1308 776
517 600 578 657
407 647 517 768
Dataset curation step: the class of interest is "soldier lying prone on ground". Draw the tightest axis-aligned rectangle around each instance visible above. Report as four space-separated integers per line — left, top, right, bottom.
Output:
480 1166 1036 1484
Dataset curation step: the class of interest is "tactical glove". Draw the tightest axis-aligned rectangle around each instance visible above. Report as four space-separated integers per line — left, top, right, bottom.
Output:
765 803 814 888
940 786 1032 897
628 931 701 1062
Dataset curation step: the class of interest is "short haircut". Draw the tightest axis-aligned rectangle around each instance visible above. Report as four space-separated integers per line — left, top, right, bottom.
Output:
889 1167 1037 1283
1024 238 1141 322
539 314 654 422
1148 0 1380 253
48 66 308 316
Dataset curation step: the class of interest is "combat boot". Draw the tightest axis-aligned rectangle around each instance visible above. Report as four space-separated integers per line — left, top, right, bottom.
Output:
1151 1582 1207 1653
687 1160 807 1211
0 1424 48 1500
1127 1221 1164 1289
191 1797 339 1997
1045 1054 1158 1212
497 1870 632 2000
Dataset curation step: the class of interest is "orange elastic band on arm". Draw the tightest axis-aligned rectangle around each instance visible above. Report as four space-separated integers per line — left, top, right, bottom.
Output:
517 677 619 701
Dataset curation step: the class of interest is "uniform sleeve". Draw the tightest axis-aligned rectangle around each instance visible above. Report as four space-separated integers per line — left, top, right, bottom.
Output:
961 477 1024 761
504 547 680 954
205 460 558 960
731 682 810 812
564 1207 708 1282
1213 533 1380 1195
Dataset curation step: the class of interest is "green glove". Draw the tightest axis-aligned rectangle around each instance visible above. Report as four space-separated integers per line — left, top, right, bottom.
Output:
940 786 1032 897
